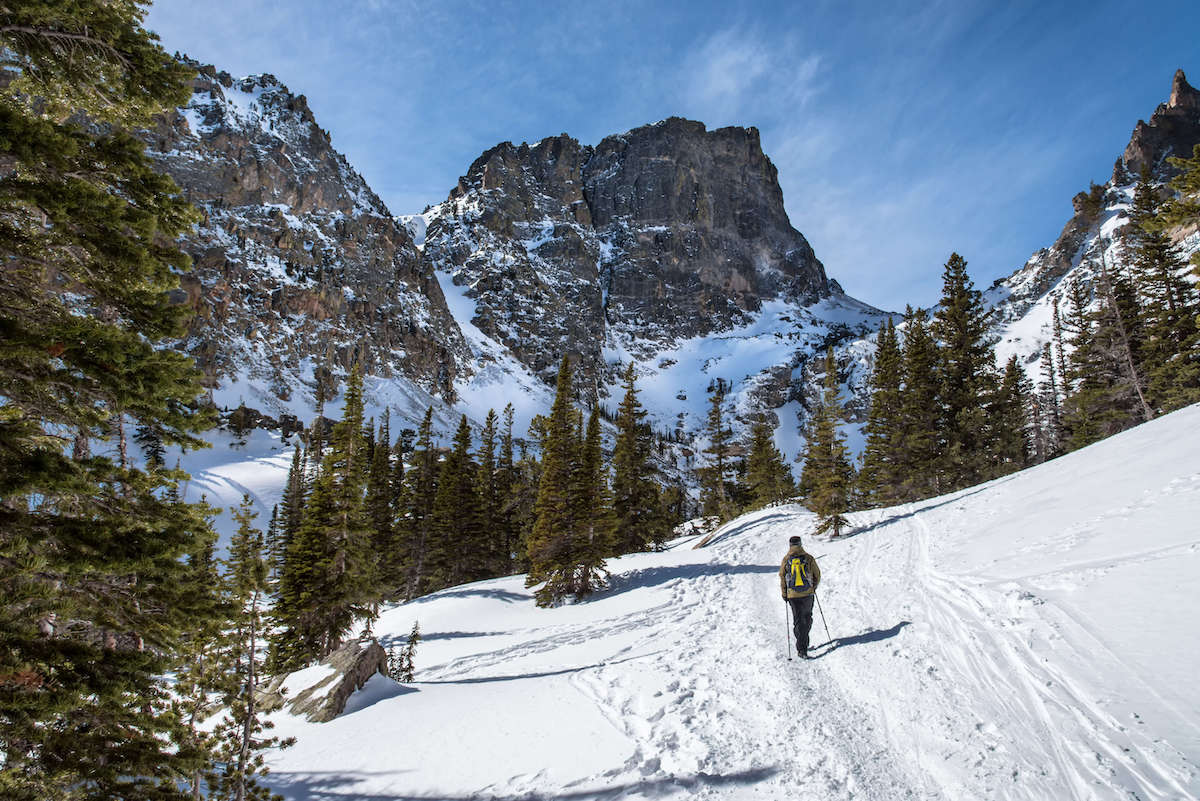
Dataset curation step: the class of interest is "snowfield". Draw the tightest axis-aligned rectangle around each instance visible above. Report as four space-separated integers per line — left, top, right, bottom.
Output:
261 403 1200 800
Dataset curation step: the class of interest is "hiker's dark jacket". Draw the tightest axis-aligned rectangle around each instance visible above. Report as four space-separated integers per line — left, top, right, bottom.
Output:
779 545 820 599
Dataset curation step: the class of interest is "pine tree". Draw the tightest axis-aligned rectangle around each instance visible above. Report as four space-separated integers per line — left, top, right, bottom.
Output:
213 498 290 801
992 356 1032 474
274 444 305 579
608 363 668 553
699 379 736 522
896 306 942 501
270 370 374 670
1095 255 1154 424
508 418 544 574
1060 278 1125 449
526 357 604 605
391 622 421 683
799 347 855 537
427 415 482 589
364 412 394 596
495 404 520 573
476 409 502 571
1154 142 1200 282
1131 171 1200 410
172 524 229 801
1034 341 1064 461
0 6 226 796
745 414 794 510
931 253 997 489
570 410 612 588
401 408 438 599
858 318 905 506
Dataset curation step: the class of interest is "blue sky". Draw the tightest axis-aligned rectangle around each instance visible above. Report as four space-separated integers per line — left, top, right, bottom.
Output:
146 0 1200 311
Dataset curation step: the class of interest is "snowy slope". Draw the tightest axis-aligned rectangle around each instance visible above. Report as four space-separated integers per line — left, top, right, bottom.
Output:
260 404 1200 801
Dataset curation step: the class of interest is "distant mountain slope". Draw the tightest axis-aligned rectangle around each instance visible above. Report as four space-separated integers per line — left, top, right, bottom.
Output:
986 69 1200 376
145 63 468 416
260 401 1200 800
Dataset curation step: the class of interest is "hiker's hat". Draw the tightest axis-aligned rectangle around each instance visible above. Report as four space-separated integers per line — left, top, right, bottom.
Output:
788 535 802 546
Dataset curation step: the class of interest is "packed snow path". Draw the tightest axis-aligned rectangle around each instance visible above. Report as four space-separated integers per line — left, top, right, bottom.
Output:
264 405 1200 800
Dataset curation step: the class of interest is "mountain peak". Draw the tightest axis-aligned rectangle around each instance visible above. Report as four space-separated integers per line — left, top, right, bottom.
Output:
1168 68 1199 111
1119 67 1200 179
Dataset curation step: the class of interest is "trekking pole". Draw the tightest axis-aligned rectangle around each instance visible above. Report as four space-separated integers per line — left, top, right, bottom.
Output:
784 600 793 661
815 591 832 648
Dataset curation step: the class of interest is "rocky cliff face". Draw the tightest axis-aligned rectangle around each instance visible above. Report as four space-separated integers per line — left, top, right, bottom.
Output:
422 118 832 388
145 63 467 410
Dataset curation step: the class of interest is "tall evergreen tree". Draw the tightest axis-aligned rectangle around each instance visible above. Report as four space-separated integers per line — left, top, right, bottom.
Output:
364 412 394 596
476 409 501 571
858 318 905 506
1154 142 1200 282
744 414 794 510
172 524 229 801
699 379 736 522
274 445 305 579
570 410 612 584
993 356 1032 474
931 253 997 489
270 370 374 670
495 404 520 573
427 415 483 589
214 498 289 801
1034 342 1064 461
608 363 668 553
799 347 855 537
0 5 224 797
896 306 942 501
401 408 438 600
1060 278 1124 449
526 357 604 606
1130 171 1200 410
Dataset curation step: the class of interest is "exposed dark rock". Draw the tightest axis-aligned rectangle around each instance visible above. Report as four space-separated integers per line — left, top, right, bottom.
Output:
257 638 388 723
424 117 830 388
144 63 468 407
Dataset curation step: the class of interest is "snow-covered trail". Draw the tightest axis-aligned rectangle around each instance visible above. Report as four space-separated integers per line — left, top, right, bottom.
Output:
266 508 927 800
263 404 1200 800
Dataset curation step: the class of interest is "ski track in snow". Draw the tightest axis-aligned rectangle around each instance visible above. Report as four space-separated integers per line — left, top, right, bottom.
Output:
263 405 1200 801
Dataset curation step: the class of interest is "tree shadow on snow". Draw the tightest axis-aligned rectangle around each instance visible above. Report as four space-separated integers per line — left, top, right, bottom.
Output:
417 651 663 686
406 586 529 605
698 511 796 547
378 629 509 649
265 765 781 800
596 562 778 598
846 483 999 538
813 621 911 657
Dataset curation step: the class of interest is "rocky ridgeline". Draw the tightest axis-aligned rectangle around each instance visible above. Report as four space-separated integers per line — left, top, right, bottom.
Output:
422 118 832 387
989 70 1200 343
144 63 467 409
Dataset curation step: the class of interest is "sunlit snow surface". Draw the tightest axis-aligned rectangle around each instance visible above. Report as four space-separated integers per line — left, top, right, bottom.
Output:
260 403 1200 801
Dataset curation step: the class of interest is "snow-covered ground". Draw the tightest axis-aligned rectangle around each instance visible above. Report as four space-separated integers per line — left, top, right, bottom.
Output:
259 404 1200 800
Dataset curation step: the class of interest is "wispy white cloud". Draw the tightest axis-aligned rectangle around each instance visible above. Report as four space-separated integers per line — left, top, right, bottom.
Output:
677 26 822 127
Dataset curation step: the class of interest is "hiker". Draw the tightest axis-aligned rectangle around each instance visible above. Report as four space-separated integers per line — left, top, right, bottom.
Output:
780 534 821 658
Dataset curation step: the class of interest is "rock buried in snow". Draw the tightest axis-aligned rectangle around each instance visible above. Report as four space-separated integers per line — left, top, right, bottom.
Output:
257 638 388 723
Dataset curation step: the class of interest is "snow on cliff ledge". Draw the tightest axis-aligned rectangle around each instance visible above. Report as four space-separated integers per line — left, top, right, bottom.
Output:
263 403 1200 800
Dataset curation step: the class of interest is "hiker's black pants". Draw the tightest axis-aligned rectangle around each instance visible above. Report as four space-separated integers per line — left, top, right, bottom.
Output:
788 595 815 652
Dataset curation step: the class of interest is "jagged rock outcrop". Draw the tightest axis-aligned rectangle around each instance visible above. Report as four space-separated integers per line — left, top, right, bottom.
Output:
423 118 831 386
257 638 388 723
145 63 467 408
